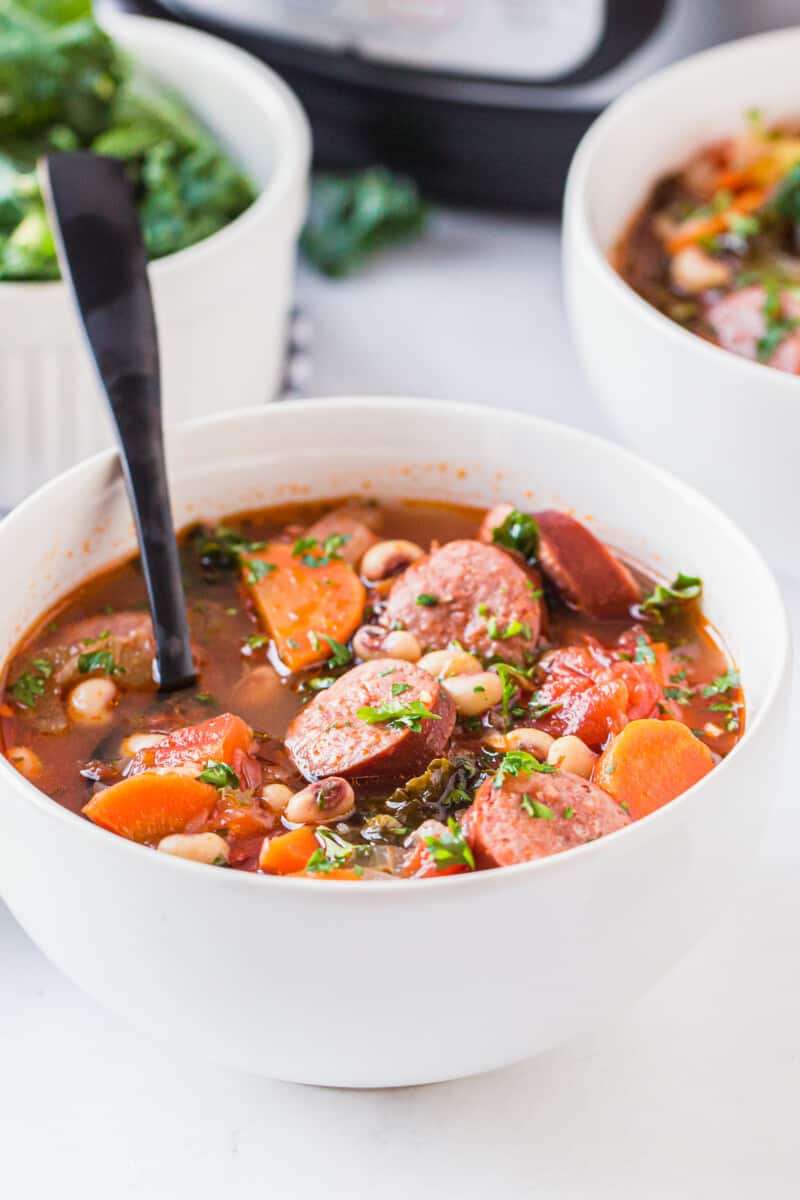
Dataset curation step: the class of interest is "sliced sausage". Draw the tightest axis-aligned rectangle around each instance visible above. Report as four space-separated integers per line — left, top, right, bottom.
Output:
380 539 541 666
464 766 630 869
285 658 455 782
534 511 640 619
305 503 382 567
46 611 156 691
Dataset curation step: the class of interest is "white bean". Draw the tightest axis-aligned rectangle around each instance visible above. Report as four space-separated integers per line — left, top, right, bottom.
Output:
6 745 42 780
418 648 482 679
285 777 355 824
381 630 422 662
485 728 554 758
547 735 596 779
121 732 166 758
260 783 295 814
158 832 230 865
442 671 503 717
67 678 118 724
361 539 424 581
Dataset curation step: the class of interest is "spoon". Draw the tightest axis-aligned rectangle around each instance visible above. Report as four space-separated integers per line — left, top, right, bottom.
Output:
40 152 196 692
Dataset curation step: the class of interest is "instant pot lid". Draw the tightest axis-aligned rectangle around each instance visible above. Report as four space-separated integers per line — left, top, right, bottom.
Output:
124 0 694 210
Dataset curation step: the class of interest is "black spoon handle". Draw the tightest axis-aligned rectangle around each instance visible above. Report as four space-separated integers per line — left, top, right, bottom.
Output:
41 152 196 692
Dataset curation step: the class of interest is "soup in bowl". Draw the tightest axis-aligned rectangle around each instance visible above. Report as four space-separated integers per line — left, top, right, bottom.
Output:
563 27 800 576
0 400 789 1086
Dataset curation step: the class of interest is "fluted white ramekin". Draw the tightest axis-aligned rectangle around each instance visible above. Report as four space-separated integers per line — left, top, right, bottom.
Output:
0 13 310 507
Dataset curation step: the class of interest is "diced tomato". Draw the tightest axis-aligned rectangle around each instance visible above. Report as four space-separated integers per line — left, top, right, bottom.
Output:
536 640 663 750
130 713 253 776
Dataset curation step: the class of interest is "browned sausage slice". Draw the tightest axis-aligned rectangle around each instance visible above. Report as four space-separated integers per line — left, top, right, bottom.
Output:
534 510 640 619
380 539 541 666
464 765 630 868
305 503 382 567
285 658 455 782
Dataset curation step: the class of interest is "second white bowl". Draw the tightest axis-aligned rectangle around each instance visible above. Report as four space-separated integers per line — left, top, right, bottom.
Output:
563 28 800 577
0 13 310 508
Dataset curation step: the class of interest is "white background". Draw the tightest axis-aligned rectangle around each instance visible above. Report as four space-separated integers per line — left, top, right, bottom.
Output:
2 212 798 1197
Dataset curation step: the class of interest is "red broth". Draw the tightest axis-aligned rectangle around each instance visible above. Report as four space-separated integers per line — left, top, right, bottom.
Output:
1 498 742 879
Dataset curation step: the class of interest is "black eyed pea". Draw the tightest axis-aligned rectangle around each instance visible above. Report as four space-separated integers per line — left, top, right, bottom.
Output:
442 670 503 717
352 624 387 661
418 648 482 679
260 782 295 814
547 735 596 779
285 776 355 824
67 677 118 724
352 624 421 663
361 538 424 582
6 745 42 780
157 832 230 865
485 727 554 758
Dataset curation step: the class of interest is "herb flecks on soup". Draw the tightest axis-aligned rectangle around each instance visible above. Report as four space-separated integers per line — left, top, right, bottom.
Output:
1 499 742 880
615 109 800 372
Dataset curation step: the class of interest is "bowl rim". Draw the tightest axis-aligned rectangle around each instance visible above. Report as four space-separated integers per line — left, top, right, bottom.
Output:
0 11 311 298
0 397 790 896
564 25 800 391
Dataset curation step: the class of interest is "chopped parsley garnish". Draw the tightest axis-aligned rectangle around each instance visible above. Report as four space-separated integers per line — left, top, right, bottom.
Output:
640 572 703 615
357 699 440 732
634 636 655 665
563 806 575 819
528 692 561 720
701 669 740 698
32 658 53 678
80 629 110 645
193 526 266 575
195 692 215 705
244 634 269 650
664 685 696 705
321 634 352 668
245 559 277 585
494 749 556 788
9 670 47 709
491 509 540 562
521 795 554 820
423 817 475 872
757 279 798 361
305 828 363 873
416 593 439 607
391 682 411 696
308 676 336 691
196 759 240 789
77 649 125 677
292 532 351 568
494 660 534 724
771 161 800 222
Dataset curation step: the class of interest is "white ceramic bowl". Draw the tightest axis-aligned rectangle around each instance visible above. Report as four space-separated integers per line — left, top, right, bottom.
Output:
563 28 800 578
0 399 789 1087
0 12 310 507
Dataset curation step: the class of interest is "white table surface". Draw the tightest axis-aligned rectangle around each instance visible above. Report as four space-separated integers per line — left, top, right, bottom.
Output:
3 212 799 1198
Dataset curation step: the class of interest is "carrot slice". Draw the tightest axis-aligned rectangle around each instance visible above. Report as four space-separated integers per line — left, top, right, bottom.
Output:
667 188 765 254
593 719 714 820
242 541 365 672
259 825 319 875
83 773 218 844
